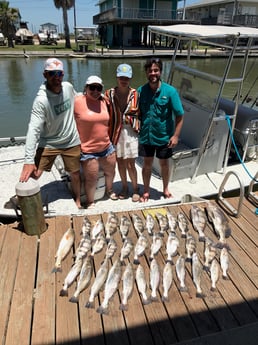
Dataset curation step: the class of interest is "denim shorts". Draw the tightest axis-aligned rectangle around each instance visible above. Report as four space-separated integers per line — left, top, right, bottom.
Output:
80 144 115 161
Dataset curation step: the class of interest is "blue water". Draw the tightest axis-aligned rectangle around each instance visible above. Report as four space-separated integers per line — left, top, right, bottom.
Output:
1 56 258 138
0 57 150 138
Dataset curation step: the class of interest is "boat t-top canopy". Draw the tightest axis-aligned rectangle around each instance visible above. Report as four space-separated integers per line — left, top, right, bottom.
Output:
148 24 258 40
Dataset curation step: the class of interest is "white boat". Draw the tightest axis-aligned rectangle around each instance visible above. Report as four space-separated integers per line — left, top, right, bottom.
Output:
1 24 258 221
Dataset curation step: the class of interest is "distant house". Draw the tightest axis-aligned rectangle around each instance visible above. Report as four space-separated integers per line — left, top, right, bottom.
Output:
178 0 258 27
93 0 192 47
38 23 59 45
40 23 58 34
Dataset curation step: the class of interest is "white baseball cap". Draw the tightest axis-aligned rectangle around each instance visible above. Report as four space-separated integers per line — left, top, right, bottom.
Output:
85 75 103 86
44 58 64 71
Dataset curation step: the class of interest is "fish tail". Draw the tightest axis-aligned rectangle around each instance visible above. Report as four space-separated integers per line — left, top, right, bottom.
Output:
181 234 187 238
199 236 206 242
222 274 228 280
96 306 109 315
120 259 126 266
161 295 169 303
185 257 192 263
225 228 231 238
85 300 95 309
51 266 62 273
59 289 68 297
210 287 216 292
166 259 174 265
203 265 210 272
150 296 159 302
133 258 140 265
216 241 226 249
196 292 205 298
69 296 79 303
179 286 188 292
142 297 151 305
119 303 128 311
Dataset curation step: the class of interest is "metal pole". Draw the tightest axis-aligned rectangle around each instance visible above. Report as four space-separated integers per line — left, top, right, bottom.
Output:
74 0 78 51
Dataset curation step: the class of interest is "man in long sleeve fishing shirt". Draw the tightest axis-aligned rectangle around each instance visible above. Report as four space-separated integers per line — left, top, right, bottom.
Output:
19 58 82 208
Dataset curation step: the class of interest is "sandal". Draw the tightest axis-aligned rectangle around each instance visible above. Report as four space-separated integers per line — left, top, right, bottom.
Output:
132 193 140 202
139 192 149 202
87 202 96 209
106 190 118 200
118 189 128 200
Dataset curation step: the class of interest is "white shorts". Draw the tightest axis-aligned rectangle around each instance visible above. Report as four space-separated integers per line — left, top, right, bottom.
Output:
116 124 138 159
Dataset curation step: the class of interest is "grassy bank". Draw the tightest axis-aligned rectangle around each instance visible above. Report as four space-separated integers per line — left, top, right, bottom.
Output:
0 39 97 52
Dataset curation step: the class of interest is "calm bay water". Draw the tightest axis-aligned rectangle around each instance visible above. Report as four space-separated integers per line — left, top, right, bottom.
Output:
1 56 258 138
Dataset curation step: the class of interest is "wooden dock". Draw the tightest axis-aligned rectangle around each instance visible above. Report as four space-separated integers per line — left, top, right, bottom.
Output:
0 197 257 345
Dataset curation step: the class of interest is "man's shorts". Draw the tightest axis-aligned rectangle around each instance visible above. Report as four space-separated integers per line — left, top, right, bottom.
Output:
139 143 173 159
35 145 81 173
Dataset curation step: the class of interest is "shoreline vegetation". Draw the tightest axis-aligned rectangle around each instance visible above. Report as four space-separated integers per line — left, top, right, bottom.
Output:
0 39 255 58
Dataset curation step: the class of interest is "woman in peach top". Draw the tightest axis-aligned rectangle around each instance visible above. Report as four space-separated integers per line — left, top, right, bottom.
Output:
74 75 117 208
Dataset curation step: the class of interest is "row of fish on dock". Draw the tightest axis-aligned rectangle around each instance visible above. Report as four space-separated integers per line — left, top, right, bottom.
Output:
52 201 231 314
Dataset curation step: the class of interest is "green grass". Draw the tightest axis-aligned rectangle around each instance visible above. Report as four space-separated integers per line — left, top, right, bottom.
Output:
0 40 99 52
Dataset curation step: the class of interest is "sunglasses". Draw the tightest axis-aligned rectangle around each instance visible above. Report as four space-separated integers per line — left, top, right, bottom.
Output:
47 70 64 77
88 84 103 92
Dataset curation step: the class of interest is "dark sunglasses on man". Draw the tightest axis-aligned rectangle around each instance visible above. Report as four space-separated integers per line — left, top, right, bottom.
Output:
47 70 64 77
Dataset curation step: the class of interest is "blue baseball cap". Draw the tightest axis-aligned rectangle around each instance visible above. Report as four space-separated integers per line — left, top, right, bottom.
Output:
116 64 132 78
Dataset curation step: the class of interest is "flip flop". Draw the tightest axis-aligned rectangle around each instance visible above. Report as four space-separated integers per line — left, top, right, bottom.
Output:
106 190 118 200
118 189 128 200
139 192 149 202
132 193 140 202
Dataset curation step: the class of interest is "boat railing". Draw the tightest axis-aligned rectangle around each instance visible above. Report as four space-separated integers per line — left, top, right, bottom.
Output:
247 170 258 206
0 136 26 147
173 63 243 85
218 170 245 217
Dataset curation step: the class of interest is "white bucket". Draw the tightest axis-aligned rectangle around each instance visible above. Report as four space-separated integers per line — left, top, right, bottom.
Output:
54 155 106 203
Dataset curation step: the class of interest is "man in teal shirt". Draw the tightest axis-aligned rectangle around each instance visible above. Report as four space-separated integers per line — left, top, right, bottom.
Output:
138 57 184 202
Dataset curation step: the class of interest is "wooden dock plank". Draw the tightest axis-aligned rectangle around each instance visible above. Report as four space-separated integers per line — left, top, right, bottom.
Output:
4 230 38 345
1 197 258 345
31 217 57 345
55 216 81 345
0 224 22 344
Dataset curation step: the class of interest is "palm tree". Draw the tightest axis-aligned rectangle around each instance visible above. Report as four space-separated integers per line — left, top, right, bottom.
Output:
54 0 75 49
0 1 20 47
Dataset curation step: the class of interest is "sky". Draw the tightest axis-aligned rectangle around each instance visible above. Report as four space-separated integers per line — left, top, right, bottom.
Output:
9 0 199 34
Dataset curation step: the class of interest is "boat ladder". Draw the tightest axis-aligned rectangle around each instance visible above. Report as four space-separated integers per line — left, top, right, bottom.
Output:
217 171 245 217
247 170 258 206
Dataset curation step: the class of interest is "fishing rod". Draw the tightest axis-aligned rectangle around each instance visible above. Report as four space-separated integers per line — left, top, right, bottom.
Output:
241 73 258 105
232 57 257 102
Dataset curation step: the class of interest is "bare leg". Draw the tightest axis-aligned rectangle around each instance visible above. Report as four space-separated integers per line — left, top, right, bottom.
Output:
141 156 153 201
126 158 138 193
99 152 116 193
159 158 172 198
117 157 128 194
81 159 99 206
70 170 82 208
